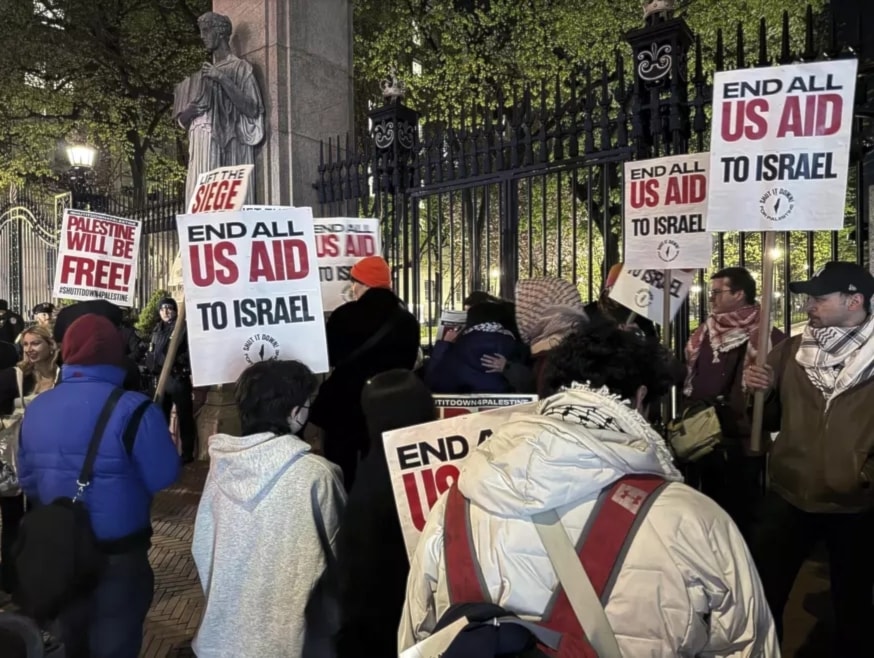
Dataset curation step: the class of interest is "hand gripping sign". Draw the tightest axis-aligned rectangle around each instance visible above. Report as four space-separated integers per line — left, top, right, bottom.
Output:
53 209 142 307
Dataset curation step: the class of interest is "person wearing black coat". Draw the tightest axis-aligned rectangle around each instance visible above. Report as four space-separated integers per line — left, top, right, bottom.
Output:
145 297 195 462
309 256 420 489
334 370 436 658
53 300 142 392
0 302 24 345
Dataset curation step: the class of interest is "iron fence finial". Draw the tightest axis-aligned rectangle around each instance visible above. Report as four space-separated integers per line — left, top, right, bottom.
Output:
642 0 675 20
381 66 407 105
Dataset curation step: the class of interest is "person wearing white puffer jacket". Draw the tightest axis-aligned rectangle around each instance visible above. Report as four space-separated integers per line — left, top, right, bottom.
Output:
399 322 779 657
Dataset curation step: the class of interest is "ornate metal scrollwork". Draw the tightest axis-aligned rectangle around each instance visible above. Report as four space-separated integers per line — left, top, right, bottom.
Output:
637 42 673 82
373 121 396 149
397 122 415 150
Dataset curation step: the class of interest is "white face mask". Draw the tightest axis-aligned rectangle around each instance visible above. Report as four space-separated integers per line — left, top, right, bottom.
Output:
287 402 310 435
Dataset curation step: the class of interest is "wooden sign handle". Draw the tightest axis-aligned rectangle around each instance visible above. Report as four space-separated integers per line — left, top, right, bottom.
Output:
750 232 777 454
153 301 186 405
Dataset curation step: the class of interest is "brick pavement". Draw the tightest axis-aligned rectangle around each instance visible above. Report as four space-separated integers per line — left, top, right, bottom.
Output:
141 462 207 658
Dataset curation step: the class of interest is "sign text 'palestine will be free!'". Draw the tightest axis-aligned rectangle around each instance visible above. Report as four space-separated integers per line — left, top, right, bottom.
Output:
708 59 857 232
53 209 142 307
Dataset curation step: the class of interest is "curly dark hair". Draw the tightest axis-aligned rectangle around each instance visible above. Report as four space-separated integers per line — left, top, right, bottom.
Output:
235 360 317 436
541 320 676 405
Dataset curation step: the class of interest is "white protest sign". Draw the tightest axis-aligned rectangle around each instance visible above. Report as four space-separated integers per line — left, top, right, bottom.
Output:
311 217 381 310
245 207 382 312
708 59 857 231
385 401 537 558
624 153 712 268
53 209 142 307
433 394 538 419
176 208 328 387
187 164 253 214
435 310 466 342
608 267 695 325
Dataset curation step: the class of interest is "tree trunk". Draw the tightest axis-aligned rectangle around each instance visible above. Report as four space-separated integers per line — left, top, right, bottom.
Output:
127 131 148 208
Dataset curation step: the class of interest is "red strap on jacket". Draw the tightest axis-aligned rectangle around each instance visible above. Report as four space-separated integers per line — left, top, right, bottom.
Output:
443 474 667 657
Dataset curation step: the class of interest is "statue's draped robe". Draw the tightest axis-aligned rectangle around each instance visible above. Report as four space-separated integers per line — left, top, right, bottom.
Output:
174 54 265 207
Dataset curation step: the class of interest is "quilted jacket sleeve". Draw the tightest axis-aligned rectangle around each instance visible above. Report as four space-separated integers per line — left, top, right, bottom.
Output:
397 493 449 652
686 507 780 657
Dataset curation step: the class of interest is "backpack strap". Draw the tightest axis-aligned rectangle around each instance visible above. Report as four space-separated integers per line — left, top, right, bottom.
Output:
122 400 152 456
75 388 125 499
444 483 490 606
536 474 668 657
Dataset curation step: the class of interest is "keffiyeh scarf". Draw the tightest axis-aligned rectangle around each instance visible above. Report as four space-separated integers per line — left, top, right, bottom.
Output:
684 304 763 396
539 382 682 482
795 314 874 408
462 322 514 338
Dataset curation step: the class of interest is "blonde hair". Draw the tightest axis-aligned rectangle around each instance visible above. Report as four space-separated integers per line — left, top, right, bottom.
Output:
16 325 59 377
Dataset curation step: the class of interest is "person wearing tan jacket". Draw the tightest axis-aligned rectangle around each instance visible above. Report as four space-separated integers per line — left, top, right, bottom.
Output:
745 261 874 658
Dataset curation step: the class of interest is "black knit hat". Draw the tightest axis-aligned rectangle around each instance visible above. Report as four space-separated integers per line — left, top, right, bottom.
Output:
361 370 436 445
159 297 178 311
53 300 123 344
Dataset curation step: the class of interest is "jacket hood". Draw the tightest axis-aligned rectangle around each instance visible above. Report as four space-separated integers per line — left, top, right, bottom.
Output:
60 362 126 386
207 432 311 505
459 383 682 518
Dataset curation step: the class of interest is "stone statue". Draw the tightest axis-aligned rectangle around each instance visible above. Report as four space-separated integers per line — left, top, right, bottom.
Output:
174 12 265 206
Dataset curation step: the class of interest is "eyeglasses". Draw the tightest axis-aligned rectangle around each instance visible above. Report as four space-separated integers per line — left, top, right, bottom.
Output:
708 289 736 297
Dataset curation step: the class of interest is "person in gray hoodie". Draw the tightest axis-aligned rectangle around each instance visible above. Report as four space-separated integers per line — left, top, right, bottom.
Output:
192 360 346 657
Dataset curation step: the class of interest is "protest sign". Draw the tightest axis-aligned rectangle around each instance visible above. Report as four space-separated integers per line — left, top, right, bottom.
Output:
385 402 537 557
433 394 538 419
176 207 328 387
245 208 383 312
312 218 381 310
434 310 467 341
707 59 857 231
187 164 253 214
53 209 142 307
608 267 695 325
624 153 712 268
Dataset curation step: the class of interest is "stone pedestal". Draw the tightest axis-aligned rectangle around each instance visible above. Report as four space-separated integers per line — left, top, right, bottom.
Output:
213 0 354 210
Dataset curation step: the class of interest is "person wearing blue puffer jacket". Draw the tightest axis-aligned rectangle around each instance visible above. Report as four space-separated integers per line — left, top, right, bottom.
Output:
426 302 521 394
17 314 180 658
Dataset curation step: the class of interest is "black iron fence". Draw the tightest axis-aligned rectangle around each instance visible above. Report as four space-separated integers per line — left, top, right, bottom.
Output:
317 4 874 349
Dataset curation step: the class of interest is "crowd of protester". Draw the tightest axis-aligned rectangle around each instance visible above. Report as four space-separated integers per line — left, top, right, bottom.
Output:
0 255 872 657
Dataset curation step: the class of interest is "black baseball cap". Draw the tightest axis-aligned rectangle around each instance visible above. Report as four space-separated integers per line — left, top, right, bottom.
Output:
788 261 874 297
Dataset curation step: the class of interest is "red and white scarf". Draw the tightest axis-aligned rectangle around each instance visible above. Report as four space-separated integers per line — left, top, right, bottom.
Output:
684 304 762 396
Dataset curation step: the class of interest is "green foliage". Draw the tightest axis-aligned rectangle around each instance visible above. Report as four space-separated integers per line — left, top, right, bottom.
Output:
136 288 171 336
354 0 826 121
0 0 210 198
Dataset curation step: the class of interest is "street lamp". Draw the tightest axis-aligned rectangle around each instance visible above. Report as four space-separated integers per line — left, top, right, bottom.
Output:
66 143 97 169
65 142 98 210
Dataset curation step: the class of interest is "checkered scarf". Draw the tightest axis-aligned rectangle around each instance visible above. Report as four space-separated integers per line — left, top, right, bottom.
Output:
795 314 874 407
515 277 586 347
683 304 762 396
